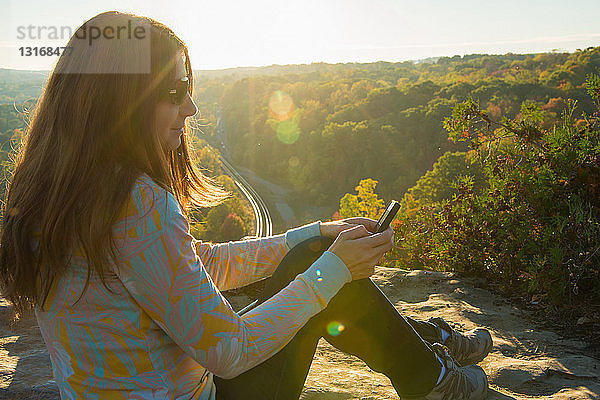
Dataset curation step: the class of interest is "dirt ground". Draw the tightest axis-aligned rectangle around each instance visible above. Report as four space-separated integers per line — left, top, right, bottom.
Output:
1 267 599 399
297 268 600 399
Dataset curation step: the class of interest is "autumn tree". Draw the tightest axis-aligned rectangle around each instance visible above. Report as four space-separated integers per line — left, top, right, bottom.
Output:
221 212 246 241
339 178 385 219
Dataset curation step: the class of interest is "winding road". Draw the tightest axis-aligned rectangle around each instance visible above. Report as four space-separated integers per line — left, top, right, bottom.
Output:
219 155 273 238
214 107 275 238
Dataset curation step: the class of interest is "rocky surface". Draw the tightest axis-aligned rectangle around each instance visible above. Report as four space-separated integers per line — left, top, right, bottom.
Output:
1 268 599 399
297 268 600 399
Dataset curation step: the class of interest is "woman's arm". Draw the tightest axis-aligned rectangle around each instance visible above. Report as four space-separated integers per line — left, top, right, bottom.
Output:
193 221 321 291
114 182 351 379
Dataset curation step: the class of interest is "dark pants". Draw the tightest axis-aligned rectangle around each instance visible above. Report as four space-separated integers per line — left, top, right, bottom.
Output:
214 236 442 399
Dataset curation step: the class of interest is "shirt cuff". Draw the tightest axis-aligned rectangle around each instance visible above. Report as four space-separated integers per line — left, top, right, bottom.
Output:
299 250 352 306
284 220 322 249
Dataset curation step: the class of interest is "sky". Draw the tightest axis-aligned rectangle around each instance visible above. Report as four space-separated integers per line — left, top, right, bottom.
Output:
1 0 600 71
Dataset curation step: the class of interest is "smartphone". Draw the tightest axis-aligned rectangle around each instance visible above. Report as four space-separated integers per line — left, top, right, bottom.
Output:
374 200 400 233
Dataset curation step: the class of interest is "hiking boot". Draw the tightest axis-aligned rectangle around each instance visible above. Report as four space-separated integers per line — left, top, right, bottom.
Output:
428 317 493 366
410 343 488 400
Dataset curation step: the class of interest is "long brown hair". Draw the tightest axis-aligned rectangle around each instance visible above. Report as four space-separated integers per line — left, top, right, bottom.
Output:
0 11 230 315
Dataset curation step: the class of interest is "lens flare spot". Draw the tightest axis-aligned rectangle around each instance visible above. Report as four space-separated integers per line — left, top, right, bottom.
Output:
326 321 345 336
308 240 323 252
276 120 301 144
316 268 324 281
289 156 300 167
269 90 294 121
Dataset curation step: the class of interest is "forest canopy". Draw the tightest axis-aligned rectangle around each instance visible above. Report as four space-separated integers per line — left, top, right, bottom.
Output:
1 48 599 313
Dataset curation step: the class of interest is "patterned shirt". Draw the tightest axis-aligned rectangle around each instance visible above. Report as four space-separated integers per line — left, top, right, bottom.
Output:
34 173 351 399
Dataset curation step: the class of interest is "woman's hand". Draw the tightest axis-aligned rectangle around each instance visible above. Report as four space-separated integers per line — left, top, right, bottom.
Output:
326 224 394 281
320 217 380 238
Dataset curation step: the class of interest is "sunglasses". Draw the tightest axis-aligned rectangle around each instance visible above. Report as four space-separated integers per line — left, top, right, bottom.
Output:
168 76 190 105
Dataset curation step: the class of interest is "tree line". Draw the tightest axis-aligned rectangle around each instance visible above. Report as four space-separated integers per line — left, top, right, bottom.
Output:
192 47 599 225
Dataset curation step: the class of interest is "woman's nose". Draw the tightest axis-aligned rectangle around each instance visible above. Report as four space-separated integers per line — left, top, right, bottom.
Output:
181 93 197 117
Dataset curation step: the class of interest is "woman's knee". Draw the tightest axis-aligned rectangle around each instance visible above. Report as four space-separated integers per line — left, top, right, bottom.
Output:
290 235 334 257
258 236 335 303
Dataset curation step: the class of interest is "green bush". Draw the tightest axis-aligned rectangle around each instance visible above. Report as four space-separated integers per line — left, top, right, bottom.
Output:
394 73 600 306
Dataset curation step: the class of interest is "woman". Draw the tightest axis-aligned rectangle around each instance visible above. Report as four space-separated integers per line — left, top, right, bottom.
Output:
0 11 492 400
